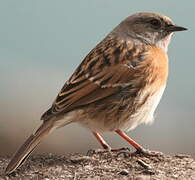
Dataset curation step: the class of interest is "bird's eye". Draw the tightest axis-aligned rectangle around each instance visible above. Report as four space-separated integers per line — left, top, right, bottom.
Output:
149 19 161 28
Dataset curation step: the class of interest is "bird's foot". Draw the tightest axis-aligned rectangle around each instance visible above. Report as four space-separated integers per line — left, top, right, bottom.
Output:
86 148 110 156
111 147 130 152
136 148 163 157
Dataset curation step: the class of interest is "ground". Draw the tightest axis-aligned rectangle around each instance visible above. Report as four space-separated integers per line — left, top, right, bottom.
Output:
0 149 195 180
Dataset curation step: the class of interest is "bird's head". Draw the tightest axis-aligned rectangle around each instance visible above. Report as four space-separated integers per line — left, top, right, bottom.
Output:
113 12 187 52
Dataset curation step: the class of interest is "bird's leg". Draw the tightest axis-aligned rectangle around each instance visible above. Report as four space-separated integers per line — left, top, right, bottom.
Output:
89 132 129 155
115 129 144 151
92 132 111 150
115 129 162 156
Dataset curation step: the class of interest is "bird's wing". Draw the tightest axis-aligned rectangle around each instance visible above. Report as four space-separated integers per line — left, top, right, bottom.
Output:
41 37 145 121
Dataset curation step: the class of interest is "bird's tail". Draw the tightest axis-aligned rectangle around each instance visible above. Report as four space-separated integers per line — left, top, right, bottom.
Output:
5 120 55 174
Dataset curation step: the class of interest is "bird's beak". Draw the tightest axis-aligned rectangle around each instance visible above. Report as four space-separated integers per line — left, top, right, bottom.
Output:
166 24 188 32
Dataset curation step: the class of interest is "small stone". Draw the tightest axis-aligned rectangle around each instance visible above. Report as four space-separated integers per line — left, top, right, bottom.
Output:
119 169 129 175
142 169 156 175
84 165 93 170
137 159 152 169
117 151 131 159
175 154 191 159
135 175 150 180
70 156 92 163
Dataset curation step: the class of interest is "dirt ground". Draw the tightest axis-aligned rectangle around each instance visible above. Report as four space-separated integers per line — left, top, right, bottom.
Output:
0 149 195 180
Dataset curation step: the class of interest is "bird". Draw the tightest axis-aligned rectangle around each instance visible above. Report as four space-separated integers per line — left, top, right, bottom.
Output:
5 12 187 174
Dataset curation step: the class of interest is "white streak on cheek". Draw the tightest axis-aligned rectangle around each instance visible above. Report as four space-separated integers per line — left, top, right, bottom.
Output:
156 33 172 53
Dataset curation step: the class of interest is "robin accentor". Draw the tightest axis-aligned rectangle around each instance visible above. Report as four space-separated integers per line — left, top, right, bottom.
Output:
5 12 187 174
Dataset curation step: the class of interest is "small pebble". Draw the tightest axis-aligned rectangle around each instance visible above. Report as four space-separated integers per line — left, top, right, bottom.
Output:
70 156 92 163
137 159 152 169
135 175 150 180
117 151 131 158
119 169 129 175
175 154 191 159
142 169 156 175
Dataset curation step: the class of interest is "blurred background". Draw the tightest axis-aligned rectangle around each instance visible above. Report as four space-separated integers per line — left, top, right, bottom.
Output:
0 1 194 157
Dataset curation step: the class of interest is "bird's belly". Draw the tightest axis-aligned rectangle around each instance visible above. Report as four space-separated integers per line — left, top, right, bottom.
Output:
121 85 166 131
77 85 166 132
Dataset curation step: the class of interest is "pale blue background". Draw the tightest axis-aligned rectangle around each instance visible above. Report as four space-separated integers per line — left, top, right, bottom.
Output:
0 1 194 156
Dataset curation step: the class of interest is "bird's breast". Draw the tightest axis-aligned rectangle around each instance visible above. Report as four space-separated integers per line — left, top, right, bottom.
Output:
143 45 169 88
120 45 169 131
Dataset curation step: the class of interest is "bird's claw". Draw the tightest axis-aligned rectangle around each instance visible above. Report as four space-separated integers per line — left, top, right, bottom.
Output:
136 148 163 156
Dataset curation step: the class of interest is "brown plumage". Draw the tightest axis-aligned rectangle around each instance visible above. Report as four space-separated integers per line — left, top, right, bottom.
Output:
5 12 187 174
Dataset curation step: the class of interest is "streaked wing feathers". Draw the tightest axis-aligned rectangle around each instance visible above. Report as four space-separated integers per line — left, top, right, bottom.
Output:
41 36 144 121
